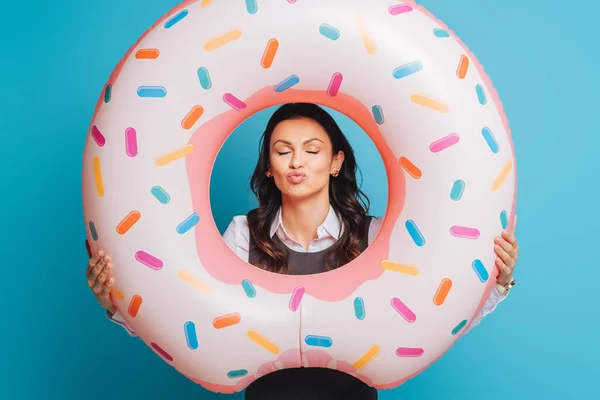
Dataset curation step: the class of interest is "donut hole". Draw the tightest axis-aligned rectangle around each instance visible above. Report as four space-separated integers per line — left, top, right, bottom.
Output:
209 104 388 273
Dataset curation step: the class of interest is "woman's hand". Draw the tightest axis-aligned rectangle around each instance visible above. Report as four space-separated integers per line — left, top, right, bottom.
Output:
494 230 519 286
86 250 117 315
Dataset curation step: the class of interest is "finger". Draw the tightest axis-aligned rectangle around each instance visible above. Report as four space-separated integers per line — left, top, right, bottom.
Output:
86 251 105 276
100 278 114 299
494 244 515 268
496 237 517 259
95 261 112 288
495 257 513 278
501 230 518 248
88 255 108 287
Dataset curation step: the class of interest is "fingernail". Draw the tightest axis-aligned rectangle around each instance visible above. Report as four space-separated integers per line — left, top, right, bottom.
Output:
494 237 500 243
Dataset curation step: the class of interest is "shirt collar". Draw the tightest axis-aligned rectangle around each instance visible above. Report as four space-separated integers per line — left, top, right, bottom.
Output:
270 204 343 241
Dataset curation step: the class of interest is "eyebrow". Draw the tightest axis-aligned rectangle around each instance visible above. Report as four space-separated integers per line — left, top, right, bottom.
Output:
272 138 324 147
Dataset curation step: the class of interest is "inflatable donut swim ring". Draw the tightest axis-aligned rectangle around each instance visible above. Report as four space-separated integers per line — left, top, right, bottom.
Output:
82 0 517 393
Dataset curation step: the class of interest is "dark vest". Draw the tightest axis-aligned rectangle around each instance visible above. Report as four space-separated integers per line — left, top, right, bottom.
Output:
245 215 378 400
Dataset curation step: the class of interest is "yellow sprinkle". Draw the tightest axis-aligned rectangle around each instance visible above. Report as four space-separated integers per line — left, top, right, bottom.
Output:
381 261 419 276
93 156 104 197
353 345 381 370
410 93 450 113
355 14 376 55
203 29 242 51
178 270 213 295
200 0 213 7
155 144 194 167
492 160 513 191
111 289 125 300
247 330 280 354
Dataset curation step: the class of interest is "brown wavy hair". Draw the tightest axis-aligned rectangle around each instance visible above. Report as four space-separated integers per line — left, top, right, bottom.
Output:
246 103 371 274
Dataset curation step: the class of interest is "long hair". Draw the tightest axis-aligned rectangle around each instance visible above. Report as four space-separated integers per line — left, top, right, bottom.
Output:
246 103 371 273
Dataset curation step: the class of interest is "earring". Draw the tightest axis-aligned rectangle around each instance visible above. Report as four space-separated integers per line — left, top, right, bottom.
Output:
266 171 272 177
331 169 339 177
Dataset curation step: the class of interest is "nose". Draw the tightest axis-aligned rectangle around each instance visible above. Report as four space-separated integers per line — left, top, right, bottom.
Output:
289 151 303 169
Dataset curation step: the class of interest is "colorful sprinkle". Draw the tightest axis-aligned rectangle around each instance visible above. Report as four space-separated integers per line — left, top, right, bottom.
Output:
430 133 460 153
289 287 305 312
472 259 489 282
178 270 213 295
286 0 297 3
128 295 142 317
116 211 141 235
389 4 413 15
356 14 376 55
482 127 499 153
452 320 468 335
456 55 469 79
396 347 424 357
500 210 508 229
137 86 167 98
125 127 137 157
305 335 333 348
354 297 366 320
104 84 112 103
410 93 450 113
450 226 480 239
380 261 420 276
327 72 343 97
245 0 258 14
353 345 380 370
89 221 98 241
155 144 194 166
151 342 173 362
319 23 340 40
393 61 423 79
91 126 105 147
204 29 243 51
227 369 248 379
135 49 160 59
391 297 416 323
111 289 124 300
450 180 465 201
274 75 300 92
476 84 487 105
164 9 188 29
213 313 241 329
200 0 212 6
184 321 198 350
223 93 247 110
93 156 104 197
151 186 171 204
372 105 384 124
247 330 280 354
197 67 212 89
433 28 450 38
399 156 422 179
177 212 200 234
261 38 279 68
181 105 204 129
242 280 256 298
492 160 513 191
405 220 425 246
433 278 452 305
135 250 163 270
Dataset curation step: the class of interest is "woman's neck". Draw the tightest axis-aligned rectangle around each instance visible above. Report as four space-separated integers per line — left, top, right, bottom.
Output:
280 192 330 251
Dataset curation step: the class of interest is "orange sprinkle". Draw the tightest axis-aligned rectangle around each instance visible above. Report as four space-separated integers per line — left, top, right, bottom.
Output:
356 14 376 55
128 295 142 317
204 29 242 51
93 156 104 197
456 54 469 79
116 211 141 235
261 38 279 68
181 105 204 129
399 157 422 179
135 49 160 59
155 144 195 166
433 278 452 305
111 289 125 300
200 0 212 6
492 160 513 191
410 93 451 113
213 313 241 329
353 345 381 370
381 261 419 276
247 330 280 354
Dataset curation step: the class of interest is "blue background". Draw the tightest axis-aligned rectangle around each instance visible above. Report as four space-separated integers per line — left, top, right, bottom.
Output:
1 0 597 399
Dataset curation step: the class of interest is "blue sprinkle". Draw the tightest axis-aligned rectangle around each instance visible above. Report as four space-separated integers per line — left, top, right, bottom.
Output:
372 105 384 125
274 75 300 92
452 320 468 335
481 127 499 153
137 86 167 98
177 213 200 234
319 23 340 40
500 210 508 230
197 67 212 90
227 369 248 379
245 0 258 14
151 186 171 204
472 259 489 282
165 9 188 29
476 84 487 105
89 221 98 241
450 180 465 201
184 321 198 350
242 279 256 298
393 61 423 79
354 297 366 320
305 335 333 348
405 220 426 246
104 84 112 103
433 28 450 38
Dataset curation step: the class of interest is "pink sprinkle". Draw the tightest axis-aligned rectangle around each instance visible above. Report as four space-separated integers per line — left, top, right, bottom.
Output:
91 125 106 147
125 127 138 157
289 287 305 312
151 343 173 362
391 298 416 323
396 347 424 357
223 93 247 111
430 133 460 153
450 226 480 239
135 251 164 270
286 0 297 3
389 4 413 15
327 72 343 97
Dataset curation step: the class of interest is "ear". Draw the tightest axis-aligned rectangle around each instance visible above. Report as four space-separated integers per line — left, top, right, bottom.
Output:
332 151 345 172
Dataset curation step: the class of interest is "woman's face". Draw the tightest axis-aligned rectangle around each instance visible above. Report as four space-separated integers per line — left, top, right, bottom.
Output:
268 116 344 200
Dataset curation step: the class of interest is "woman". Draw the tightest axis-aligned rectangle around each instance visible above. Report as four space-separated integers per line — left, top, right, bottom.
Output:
86 103 520 399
